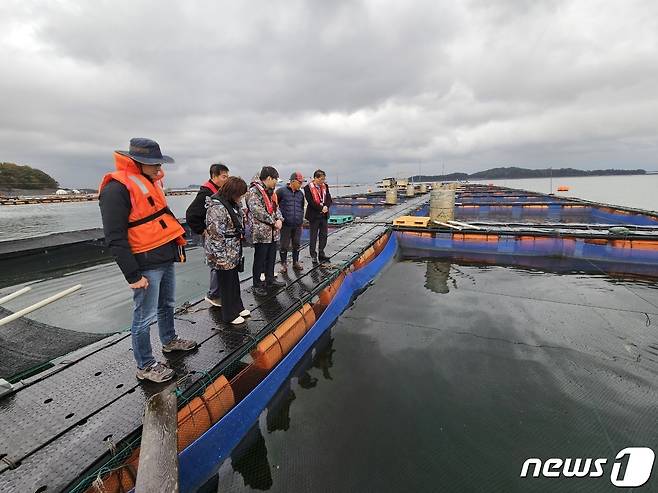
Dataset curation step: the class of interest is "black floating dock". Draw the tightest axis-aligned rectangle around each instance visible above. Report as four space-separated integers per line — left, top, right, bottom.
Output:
0 194 428 493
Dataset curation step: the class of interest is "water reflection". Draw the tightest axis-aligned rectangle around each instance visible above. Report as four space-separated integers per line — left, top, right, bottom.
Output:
230 426 273 490
403 248 658 281
211 331 336 491
310 332 335 381
424 260 451 294
266 381 296 432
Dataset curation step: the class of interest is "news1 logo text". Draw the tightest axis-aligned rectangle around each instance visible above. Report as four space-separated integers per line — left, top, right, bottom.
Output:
520 447 655 487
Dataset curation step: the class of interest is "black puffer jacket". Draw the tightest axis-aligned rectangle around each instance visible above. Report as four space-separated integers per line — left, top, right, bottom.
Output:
304 183 333 221
185 184 216 234
99 180 178 284
275 185 305 227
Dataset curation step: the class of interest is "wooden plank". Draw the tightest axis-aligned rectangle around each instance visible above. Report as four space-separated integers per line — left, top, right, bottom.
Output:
135 388 179 493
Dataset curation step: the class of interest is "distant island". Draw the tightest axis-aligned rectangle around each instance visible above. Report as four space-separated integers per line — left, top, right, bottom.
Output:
409 166 646 182
0 162 59 191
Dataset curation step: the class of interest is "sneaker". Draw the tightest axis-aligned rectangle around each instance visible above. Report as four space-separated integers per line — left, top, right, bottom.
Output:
162 337 197 353
267 279 286 288
204 296 222 307
319 255 331 263
311 256 318 264
292 262 304 271
260 272 278 281
231 316 246 325
239 309 251 317
136 362 174 383
279 262 288 274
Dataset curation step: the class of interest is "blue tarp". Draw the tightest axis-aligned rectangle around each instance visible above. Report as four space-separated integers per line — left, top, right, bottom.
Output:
177 234 399 492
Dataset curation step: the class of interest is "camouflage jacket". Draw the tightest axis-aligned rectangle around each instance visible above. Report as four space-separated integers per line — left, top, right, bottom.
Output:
204 196 243 270
246 183 283 244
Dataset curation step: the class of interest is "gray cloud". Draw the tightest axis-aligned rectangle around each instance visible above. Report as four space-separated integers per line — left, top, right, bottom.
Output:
1 0 657 188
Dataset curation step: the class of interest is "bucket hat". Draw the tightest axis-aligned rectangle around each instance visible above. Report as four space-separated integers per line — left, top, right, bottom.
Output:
116 138 174 165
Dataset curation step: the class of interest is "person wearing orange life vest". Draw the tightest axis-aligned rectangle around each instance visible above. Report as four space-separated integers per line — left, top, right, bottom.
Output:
304 169 333 263
246 166 285 296
99 138 197 384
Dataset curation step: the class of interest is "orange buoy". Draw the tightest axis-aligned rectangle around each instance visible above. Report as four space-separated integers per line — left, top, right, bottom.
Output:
557 185 570 192
250 303 315 370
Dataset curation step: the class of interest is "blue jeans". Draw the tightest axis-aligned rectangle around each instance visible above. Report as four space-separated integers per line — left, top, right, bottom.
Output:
131 263 177 369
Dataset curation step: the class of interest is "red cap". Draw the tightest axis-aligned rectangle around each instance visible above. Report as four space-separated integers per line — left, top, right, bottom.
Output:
290 172 304 183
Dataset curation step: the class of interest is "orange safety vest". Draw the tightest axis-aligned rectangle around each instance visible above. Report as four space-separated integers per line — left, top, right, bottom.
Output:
99 152 186 254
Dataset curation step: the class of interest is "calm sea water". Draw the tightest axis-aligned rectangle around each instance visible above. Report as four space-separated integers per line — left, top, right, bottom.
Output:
211 258 658 492
475 174 658 211
0 184 375 242
1 176 656 242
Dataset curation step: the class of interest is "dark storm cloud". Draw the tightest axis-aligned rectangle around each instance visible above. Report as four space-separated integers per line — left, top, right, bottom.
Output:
0 0 657 188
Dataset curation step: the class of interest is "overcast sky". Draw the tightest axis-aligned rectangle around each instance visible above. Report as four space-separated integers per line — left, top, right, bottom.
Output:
1 0 657 188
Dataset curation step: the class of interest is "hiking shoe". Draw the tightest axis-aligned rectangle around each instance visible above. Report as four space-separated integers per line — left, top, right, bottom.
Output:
292 262 304 271
239 309 251 318
279 262 288 274
231 316 246 325
162 337 197 353
136 362 174 383
205 296 222 307
267 279 286 289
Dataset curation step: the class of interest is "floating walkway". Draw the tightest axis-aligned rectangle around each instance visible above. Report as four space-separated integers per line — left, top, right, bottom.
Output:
0 195 98 205
396 185 658 278
0 193 427 493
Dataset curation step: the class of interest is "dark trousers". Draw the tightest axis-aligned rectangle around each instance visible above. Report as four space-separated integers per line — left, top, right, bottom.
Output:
309 217 328 258
208 268 221 299
217 267 244 322
253 242 277 286
280 225 302 263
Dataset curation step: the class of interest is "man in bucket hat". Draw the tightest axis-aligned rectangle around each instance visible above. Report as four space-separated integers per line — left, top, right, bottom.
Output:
99 138 197 383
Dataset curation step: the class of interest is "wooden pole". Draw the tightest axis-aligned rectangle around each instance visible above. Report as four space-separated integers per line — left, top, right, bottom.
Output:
135 388 179 493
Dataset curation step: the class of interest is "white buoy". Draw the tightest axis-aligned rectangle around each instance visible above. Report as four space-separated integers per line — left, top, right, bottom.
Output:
0 284 82 327
0 286 31 305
